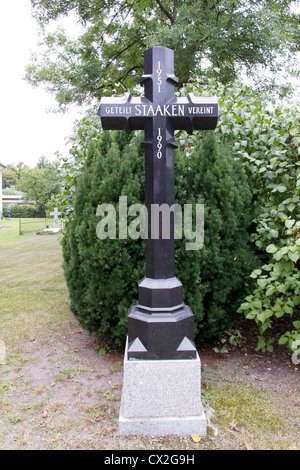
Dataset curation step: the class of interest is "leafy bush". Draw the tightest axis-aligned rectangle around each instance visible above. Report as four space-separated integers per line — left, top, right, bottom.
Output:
175 132 258 339
62 132 145 345
180 79 300 354
6 204 45 218
62 129 257 346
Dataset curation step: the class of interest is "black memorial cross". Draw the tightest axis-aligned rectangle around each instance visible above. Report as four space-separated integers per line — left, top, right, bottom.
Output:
98 46 220 360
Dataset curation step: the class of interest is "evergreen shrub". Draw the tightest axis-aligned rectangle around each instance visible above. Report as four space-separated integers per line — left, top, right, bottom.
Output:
62 130 258 346
175 133 258 339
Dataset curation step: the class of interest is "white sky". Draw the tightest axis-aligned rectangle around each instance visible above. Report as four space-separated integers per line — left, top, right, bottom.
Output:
0 0 84 169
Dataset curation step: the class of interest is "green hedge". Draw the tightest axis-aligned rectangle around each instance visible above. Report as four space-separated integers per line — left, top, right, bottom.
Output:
3 204 45 218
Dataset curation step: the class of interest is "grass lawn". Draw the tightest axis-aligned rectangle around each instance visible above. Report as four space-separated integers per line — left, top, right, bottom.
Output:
0 219 71 353
0 220 299 450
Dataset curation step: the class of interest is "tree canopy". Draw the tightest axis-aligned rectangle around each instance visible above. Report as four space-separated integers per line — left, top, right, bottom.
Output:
26 0 300 108
16 160 61 211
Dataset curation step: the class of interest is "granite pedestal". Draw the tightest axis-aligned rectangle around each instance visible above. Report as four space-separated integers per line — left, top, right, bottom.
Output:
119 338 207 436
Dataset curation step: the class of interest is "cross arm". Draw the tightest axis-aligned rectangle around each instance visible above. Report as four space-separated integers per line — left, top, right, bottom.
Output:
168 94 221 133
98 93 151 133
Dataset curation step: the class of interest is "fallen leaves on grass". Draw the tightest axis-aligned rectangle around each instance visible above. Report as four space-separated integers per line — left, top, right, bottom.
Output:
191 434 201 443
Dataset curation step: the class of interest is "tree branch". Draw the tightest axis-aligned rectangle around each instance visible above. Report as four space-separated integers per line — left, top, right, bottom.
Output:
105 33 147 68
173 0 178 21
119 65 143 86
155 0 176 24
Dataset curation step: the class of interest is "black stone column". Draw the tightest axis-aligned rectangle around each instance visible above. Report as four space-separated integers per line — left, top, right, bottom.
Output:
98 46 221 360
127 48 196 360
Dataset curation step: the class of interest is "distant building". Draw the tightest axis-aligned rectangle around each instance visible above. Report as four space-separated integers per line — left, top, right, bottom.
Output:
2 194 34 206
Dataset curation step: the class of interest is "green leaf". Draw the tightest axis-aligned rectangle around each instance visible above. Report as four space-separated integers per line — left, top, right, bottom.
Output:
293 321 300 329
252 299 262 309
273 251 283 261
266 244 277 253
277 283 286 294
288 251 300 263
293 296 300 306
250 269 262 278
273 262 283 274
239 302 250 311
274 246 289 261
278 335 288 345
260 320 271 333
245 312 256 320
292 136 300 146
290 127 299 136
257 278 269 289
257 336 266 350
282 260 294 273
284 305 293 314
274 309 285 318
266 286 275 296
285 219 295 229
272 185 287 193
273 300 283 312
286 203 296 212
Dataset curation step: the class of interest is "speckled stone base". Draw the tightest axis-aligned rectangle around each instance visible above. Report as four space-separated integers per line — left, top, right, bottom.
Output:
119 338 207 436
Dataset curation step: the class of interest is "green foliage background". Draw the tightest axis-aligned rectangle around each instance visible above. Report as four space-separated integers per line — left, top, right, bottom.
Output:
23 0 300 357
27 0 300 108
57 79 300 356
183 79 300 353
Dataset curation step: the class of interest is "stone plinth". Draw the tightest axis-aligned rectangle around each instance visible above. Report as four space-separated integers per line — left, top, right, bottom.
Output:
119 338 207 436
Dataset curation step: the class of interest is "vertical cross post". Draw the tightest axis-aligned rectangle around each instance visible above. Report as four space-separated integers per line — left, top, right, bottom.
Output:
98 46 220 360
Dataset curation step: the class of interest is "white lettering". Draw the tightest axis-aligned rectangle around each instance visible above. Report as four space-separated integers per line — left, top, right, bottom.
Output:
135 104 141 115
157 61 162 93
151 204 182 240
157 127 162 159
95 200 205 250
128 204 148 240
104 454 139 468
147 105 154 116
105 106 132 115
96 204 116 240
184 203 204 250
105 103 212 117
156 105 163 116
188 106 214 115
163 105 171 116
118 196 127 239
178 105 184 116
